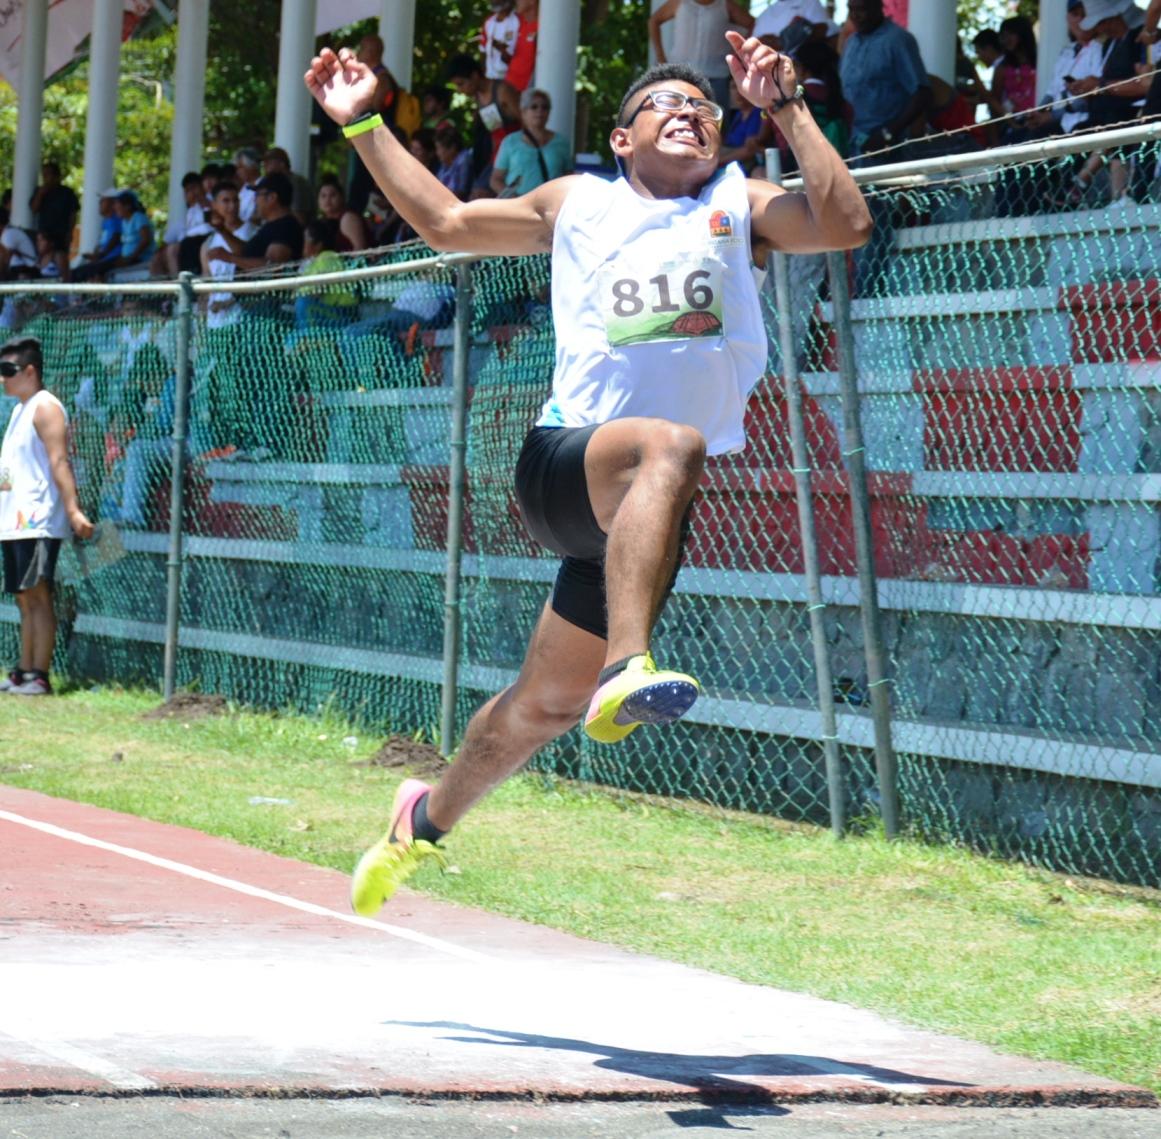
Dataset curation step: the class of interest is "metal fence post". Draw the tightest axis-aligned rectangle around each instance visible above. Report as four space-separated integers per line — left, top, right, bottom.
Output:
825 251 900 837
162 272 195 701
440 262 473 756
767 148 845 838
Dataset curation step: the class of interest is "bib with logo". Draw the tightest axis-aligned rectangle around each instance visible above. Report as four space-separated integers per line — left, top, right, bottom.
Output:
540 165 766 456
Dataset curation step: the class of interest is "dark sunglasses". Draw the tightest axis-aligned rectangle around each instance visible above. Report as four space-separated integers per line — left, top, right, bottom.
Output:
0 361 23 377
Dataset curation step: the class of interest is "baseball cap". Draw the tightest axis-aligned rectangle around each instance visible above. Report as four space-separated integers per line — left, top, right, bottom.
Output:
779 17 814 59
99 186 121 198
1080 0 1132 30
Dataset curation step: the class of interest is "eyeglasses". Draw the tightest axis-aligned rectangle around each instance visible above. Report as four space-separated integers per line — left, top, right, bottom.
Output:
0 361 23 377
622 89 724 129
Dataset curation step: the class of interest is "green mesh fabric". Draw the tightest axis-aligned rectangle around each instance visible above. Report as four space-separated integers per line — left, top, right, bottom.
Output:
2 143 1159 887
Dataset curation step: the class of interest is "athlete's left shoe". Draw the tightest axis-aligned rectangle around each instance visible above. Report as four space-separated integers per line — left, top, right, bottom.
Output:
350 779 447 916
584 653 700 744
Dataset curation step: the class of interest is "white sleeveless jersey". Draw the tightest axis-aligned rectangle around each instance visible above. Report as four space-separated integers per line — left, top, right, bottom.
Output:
539 165 767 456
0 389 70 540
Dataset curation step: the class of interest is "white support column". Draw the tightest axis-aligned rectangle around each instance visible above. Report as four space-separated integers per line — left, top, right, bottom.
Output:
166 0 210 238
379 0 416 91
11 0 49 231
1037 0 1069 105
907 0 956 85
535 0 580 146
79 0 123 258
274 0 318 176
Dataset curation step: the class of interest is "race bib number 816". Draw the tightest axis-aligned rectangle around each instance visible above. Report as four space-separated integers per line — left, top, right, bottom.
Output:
600 256 725 348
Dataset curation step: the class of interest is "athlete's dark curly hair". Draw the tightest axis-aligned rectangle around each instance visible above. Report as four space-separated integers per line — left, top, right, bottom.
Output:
617 62 716 125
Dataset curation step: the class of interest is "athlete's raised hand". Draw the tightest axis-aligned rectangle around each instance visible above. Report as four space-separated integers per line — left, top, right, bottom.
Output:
304 46 378 124
724 30 797 112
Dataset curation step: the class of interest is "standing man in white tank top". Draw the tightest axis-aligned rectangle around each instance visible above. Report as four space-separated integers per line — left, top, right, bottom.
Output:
0 336 94 696
649 0 754 105
305 30 871 913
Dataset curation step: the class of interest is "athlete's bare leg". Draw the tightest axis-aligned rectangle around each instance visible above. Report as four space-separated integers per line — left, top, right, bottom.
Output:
424 601 606 832
16 581 55 673
582 417 706 668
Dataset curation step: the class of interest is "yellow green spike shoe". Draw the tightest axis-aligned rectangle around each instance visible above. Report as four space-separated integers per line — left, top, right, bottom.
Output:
583 652 700 745
350 779 448 916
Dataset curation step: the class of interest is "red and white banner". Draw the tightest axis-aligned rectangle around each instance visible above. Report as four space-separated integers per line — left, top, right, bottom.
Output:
0 0 153 90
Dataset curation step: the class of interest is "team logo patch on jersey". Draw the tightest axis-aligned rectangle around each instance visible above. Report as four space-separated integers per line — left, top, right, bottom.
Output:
709 210 733 238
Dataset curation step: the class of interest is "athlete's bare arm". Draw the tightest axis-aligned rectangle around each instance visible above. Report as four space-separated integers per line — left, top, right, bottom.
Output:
33 399 93 540
725 32 871 257
305 47 577 256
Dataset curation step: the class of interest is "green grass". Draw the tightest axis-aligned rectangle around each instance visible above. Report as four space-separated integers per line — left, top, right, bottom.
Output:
3 687 1159 1094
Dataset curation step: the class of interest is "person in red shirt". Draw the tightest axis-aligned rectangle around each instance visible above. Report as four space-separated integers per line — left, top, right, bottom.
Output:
505 0 539 92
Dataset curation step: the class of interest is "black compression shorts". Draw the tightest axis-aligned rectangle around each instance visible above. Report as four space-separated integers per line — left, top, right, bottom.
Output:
514 425 690 641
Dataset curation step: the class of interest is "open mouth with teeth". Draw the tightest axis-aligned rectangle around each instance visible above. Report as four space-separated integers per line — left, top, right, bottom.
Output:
664 122 707 148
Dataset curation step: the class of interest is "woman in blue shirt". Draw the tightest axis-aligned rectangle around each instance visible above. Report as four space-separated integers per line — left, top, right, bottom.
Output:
489 88 573 197
112 192 156 268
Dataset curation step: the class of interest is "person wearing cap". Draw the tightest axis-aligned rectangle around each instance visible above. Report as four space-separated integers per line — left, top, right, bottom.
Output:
261 147 314 225
0 335 93 697
205 172 303 272
71 188 124 282
1061 0 1151 206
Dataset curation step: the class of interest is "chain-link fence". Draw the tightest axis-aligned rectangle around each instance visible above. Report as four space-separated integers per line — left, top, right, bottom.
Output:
2 122 1159 887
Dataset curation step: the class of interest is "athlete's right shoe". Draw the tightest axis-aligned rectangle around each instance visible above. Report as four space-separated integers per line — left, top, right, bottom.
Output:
350 779 447 916
584 652 700 744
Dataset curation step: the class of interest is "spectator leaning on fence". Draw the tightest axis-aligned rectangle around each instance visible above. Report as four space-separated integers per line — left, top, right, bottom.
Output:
305 26 870 914
0 335 94 697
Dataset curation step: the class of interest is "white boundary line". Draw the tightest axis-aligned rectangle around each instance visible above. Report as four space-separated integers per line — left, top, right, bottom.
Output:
0 808 489 964
0 1025 157 1091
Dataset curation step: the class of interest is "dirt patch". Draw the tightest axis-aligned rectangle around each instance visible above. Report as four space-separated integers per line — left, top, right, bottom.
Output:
357 735 447 780
140 693 230 722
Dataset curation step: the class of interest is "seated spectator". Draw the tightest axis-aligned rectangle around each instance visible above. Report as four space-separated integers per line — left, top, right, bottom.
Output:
234 147 263 224
205 172 303 272
1058 0 1151 207
446 52 522 184
490 88 573 196
365 189 403 246
317 174 369 252
434 126 475 201
410 129 439 173
262 147 314 224
649 0 754 107
338 279 456 370
154 171 211 278
988 16 1038 122
422 86 455 132
718 76 767 172
793 36 850 158
293 220 358 333
111 191 156 271
35 230 69 283
71 188 123 282
0 207 38 280
201 181 258 329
